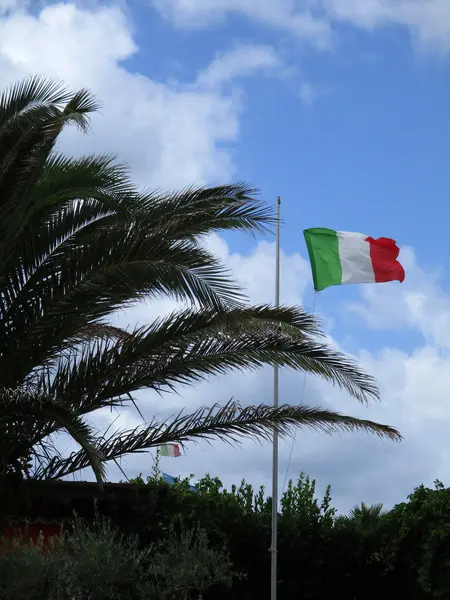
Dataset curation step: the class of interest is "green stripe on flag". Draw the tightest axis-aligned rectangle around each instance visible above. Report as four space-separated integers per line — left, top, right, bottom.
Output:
303 228 342 291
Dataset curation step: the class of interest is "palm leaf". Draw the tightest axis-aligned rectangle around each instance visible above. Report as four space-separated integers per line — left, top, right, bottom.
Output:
0 75 72 129
0 82 99 277
134 183 275 238
37 306 377 421
0 388 105 484
26 153 135 215
348 501 386 520
0 225 249 385
34 401 401 481
60 88 100 133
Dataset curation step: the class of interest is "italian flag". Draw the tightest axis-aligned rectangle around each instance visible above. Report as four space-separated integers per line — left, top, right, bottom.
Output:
160 443 181 457
303 228 405 292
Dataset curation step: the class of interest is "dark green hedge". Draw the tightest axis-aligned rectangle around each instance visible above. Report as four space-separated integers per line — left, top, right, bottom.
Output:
118 472 450 600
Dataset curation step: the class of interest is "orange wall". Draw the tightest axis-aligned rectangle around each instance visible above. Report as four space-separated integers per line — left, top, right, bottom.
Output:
2 523 62 547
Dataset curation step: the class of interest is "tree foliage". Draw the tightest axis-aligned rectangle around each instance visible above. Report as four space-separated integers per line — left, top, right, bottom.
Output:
373 480 450 599
120 471 450 600
0 75 400 489
0 516 231 600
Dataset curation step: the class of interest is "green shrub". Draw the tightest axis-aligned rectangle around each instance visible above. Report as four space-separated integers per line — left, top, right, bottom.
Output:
0 517 231 600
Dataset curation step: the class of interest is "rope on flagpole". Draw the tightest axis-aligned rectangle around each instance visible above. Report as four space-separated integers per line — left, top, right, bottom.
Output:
281 290 317 495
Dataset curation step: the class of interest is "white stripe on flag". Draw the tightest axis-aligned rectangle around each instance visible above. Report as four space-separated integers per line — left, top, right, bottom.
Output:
337 231 375 285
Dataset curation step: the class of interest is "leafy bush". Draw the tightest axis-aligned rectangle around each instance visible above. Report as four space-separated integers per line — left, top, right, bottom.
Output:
124 470 450 599
0 516 231 600
126 470 355 600
8 471 450 599
373 480 450 599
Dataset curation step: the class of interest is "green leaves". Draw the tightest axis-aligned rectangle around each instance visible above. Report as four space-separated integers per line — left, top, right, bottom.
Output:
0 388 105 485
0 515 231 600
34 305 378 419
35 401 400 481
0 75 74 129
134 183 275 238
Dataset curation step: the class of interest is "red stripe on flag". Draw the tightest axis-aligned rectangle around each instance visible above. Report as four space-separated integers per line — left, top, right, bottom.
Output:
365 237 405 284
174 444 181 457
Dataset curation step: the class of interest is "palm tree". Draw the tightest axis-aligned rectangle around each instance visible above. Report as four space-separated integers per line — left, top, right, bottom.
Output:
0 76 401 488
348 502 387 530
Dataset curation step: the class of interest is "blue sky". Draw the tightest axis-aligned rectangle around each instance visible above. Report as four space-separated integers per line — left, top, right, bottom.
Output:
1 0 450 511
127 2 449 295
133 1 449 348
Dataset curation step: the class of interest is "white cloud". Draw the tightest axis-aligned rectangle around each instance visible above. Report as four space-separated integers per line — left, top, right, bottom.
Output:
348 246 450 349
0 2 282 188
323 0 450 53
196 45 280 89
152 0 450 54
299 81 320 106
204 233 310 305
151 0 333 49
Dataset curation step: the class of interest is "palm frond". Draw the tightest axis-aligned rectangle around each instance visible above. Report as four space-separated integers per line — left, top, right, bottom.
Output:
34 401 401 480
134 183 275 238
37 306 377 419
0 84 100 276
60 88 101 133
348 501 386 520
27 153 134 215
0 388 105 483
129 307 378 402
0 224 250 385
0 75 71 129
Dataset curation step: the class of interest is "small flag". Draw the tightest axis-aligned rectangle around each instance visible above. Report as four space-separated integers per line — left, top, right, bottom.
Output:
303 228 405 292
160 443 181 457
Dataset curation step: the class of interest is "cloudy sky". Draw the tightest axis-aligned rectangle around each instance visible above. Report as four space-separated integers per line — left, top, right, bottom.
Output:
2 0 449 513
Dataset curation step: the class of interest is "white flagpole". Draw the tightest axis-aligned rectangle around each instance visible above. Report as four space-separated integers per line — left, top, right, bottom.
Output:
270 196 281 600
